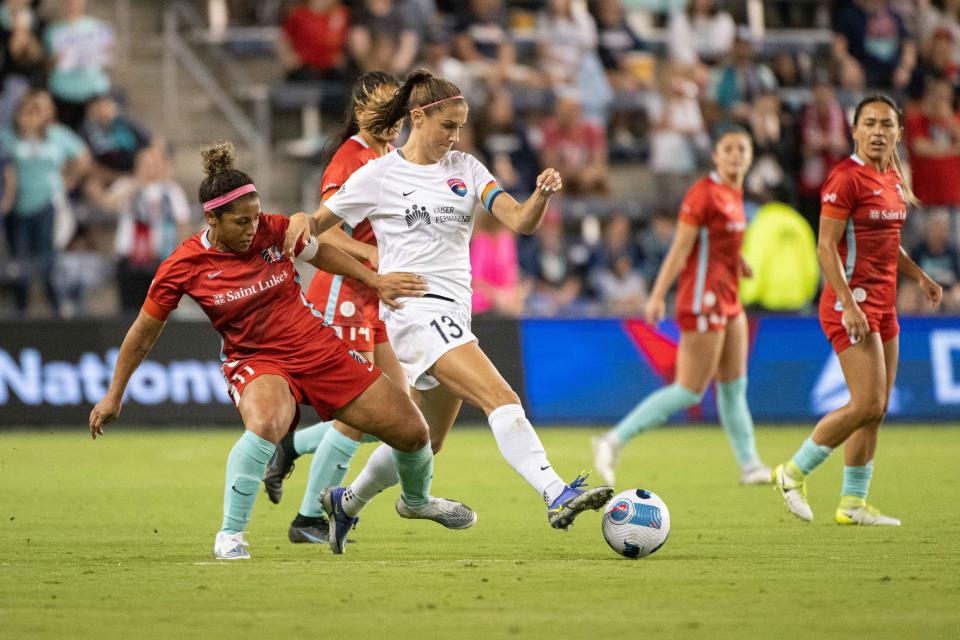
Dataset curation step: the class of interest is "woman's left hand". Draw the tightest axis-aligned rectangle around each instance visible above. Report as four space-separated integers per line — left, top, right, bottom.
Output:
535 169 563 196
374 272 428 309
919 273 943 308
739 255 753 279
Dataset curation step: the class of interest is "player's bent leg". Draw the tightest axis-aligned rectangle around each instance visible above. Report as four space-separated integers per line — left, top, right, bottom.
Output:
410 384 463 454
431 343 612 529
216 375 296 559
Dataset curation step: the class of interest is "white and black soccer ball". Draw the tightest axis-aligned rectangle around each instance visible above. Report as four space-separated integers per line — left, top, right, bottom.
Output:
601 489 670 559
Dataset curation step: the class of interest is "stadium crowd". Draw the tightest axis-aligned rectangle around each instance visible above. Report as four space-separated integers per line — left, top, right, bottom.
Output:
2 0 960 319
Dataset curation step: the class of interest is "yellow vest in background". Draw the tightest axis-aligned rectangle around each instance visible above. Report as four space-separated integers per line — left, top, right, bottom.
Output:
740 202 819 311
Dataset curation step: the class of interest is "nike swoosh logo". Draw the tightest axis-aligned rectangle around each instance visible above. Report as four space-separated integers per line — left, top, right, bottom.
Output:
298 530 325 543
207 271 223 279
873 190 882 196
402 190 417 196
336 464 348 470
231 485 256 497
540 465 551 471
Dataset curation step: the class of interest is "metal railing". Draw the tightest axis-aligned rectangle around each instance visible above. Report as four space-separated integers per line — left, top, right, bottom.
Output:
161 2 272 205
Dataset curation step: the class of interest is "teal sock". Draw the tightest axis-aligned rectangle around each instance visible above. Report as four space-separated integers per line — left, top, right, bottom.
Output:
392 444 433 508
790 437 833 475
299 427 361 518
221 431 275 534
841 462 874 499
293 422 331 456
716 377 761 468
613 384 702 444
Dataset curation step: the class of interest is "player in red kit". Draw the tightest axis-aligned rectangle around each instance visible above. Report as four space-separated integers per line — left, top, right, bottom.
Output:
773 95 942 526
593 127 771 486
88 141 475 560
260 73 416 546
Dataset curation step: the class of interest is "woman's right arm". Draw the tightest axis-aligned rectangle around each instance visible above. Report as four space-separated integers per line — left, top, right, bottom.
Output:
88 310 166 439
817 215 868 343
644 221 699 325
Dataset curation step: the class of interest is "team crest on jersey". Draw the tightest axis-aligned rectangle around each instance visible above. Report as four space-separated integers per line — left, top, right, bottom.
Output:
261 244 283 264
447 177 468 197
895 183 906 203
213 293 226 305
405 204 431 228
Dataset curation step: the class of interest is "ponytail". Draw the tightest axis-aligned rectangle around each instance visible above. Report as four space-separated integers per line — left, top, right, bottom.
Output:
891 149 919 206
321 71 399 169
366 69 463 133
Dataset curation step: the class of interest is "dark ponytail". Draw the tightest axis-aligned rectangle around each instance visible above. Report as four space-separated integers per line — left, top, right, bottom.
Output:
366 69 463 133
321 71 400 169
198 140 255 214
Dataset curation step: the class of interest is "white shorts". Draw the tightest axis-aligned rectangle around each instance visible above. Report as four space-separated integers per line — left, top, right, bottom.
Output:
381 296 477 390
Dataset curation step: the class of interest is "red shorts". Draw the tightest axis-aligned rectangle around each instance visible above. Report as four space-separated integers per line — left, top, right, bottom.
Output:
222 338 381 425
677 311 733 333
819 306 900 353
329 318 389 353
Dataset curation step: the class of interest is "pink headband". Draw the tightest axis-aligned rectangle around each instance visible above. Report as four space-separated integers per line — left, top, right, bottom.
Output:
410 95 464 113
203 183 257 211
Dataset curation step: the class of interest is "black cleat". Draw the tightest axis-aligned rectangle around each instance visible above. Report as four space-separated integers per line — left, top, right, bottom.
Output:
288 513 331 544
263 432 299 504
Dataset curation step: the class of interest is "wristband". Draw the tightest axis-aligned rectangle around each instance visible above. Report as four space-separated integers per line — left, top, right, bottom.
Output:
296 235 319 261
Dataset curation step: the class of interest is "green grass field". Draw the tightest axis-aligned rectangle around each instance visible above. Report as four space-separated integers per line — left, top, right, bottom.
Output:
2 425 959 639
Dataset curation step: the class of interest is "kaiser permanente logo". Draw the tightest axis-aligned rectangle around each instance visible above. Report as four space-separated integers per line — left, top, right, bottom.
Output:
0 348 231 406
214 270 288 305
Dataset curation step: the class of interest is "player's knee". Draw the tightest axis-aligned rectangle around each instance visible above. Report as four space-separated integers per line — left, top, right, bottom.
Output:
852 397 886 426
243 418 287 445
393 426 430 452
478 383 520 413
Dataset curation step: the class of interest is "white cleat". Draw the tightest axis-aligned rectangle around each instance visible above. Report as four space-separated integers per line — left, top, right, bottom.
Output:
396 496 477 529
772 464 813 522
740 463 773 485
213 531 251 560
591 436 620 487
836 501 901 526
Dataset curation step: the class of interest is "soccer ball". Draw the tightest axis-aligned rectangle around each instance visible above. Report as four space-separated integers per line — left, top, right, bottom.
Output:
601 489 670 559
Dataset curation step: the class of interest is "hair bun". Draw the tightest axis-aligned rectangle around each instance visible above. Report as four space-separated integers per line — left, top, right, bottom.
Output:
201 141 237 177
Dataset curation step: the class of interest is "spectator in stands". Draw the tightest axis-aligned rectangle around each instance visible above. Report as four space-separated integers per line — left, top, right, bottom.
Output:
51 223 111 317
668 0 736 67
0 89 89 313
638 209 674 285
747 91 796 205
648 65 709 206
587 213 646 316
536 0 598 91
0 0 46 129
909 26 960 98
539 91 610 196
43 0 115 130
518 206 590 316
277 0 350 82
903 209 960 312
905 75 960 243
592 0 652 92
832 0 915 91
471 209 525 317
453 0 536 87
771 52 807 89
419 28 481 103
476 87 540 195
347 0 419 76
80 92 151 199
709 27 778 120
94 143 193 310
918 0 960 61
798 75 850 229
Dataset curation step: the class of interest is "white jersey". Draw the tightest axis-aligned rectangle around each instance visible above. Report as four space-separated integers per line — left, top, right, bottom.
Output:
324 149 505 308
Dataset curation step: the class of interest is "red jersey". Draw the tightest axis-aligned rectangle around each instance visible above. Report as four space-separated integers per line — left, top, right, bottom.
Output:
307 135 383 326
818 155 907 315
281 5 349 71
675 173 746 322
143 213 335 362
904 110 960 206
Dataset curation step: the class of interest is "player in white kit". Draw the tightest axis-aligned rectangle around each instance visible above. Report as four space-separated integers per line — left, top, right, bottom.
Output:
285 69 613 553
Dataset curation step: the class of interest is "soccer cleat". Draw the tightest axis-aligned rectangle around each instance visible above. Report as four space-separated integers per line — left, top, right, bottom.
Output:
836 499 901 526
740 463 773 485
591 436 620 487
395 496 478 529
772 463 813 522
263 432 299 504
288 513 331 543
547 473 614 530
213 531 250 560
320 487 358 555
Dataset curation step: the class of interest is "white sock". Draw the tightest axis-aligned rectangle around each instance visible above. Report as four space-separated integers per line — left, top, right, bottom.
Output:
488 404 565 504
342 443 399 517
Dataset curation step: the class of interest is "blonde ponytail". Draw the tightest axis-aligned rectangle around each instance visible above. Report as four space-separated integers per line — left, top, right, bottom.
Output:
891 148 919 206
